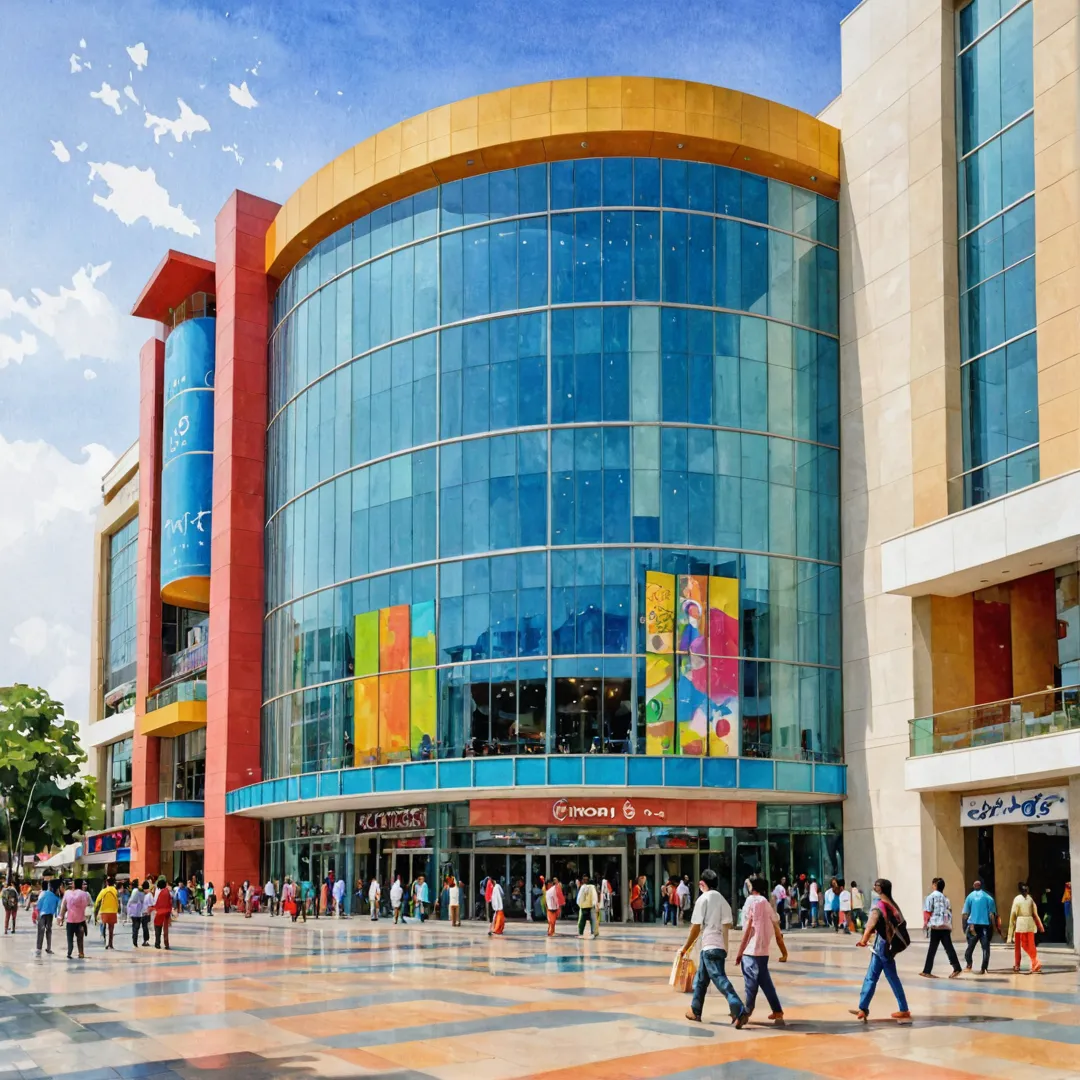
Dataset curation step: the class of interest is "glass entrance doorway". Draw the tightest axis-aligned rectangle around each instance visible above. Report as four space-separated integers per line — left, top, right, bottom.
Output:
638 850 698 923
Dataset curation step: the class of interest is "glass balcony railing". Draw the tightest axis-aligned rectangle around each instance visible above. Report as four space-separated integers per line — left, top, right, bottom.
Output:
147 679 207 713
909 684 1080 757
162 639 208 682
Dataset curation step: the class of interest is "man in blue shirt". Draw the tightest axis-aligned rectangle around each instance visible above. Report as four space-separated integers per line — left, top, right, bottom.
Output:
961 879 999 974
34 880 61 956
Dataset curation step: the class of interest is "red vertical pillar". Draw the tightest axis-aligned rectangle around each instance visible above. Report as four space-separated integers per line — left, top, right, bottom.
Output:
131 335 165 882
205 190 280 891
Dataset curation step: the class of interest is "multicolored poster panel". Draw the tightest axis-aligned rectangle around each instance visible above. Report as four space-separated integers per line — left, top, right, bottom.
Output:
411 600 436 668
707 576 739 656
379 605 410 672
677 575 708 654
410 668 437 759
353 676 380 766
706 576 740 756
378 671 411 762
645 571 675 653
645 653 675 755
355 611 379 677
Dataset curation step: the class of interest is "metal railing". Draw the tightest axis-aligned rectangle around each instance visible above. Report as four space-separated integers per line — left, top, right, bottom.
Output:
909 683 1080 757
147 679 207 713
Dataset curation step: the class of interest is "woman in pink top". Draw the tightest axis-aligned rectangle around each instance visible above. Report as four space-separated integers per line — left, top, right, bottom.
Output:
734 875 788 1023
59 878 91 959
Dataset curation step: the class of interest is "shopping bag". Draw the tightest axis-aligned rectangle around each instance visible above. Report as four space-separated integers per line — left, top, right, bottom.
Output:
31 907 38 924
669 951 696 993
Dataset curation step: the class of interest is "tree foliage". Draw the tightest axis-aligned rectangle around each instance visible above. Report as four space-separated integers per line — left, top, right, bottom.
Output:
0 684 96 881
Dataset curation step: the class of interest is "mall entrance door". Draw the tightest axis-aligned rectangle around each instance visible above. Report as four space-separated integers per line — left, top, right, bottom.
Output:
473 851 532 919
550 849 627 922
638 850 698 923
380 845 434 902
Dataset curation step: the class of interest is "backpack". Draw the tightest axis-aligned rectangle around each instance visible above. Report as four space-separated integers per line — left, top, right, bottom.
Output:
879 898 911 958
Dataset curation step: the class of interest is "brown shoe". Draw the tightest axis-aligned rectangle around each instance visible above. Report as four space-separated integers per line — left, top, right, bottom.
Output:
767 1012 785 1024
734 1011 749 1029
918 971 935 979
948 970 962 979
849 1009 868 1023
891 1010 912 1020
685 1009 701 1022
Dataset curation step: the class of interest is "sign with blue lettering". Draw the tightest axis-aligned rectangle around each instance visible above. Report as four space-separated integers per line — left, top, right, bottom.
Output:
960 786 1067 826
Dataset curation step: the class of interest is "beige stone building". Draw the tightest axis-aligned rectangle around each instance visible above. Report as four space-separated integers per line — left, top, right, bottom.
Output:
834 0 1079 949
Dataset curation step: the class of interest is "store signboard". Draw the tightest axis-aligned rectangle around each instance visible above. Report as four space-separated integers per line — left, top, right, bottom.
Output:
356 807 427 833
959 787 1068 827
469 797 755 829
84 829 131 855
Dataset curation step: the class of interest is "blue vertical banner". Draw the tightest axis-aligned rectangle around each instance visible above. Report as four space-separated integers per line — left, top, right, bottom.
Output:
160 317 215 608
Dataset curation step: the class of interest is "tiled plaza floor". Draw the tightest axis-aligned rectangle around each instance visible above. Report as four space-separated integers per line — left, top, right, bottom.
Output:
0 911 1077 1078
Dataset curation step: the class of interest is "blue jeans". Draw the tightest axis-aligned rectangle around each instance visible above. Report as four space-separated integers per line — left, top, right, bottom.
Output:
741 954 782 1014
663 902 678 926
690 948 745 1019
859 941 908 1013
810 901 819 925
964 924 992 971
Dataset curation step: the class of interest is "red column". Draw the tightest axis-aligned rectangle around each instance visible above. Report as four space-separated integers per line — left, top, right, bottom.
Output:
204 190 280 890
131 335 165 883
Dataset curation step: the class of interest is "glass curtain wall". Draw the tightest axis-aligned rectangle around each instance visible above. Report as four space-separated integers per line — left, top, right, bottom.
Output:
262 158 841 777
105 516 139 690
956 0 1037 505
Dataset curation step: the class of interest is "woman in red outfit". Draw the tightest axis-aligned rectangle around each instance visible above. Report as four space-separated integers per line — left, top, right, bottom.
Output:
153 877 173 949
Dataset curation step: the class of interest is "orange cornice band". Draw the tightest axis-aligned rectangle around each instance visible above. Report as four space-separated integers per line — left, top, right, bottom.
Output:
265 76 840 281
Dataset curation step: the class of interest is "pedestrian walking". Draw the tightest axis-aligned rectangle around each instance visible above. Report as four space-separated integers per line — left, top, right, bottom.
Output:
576 873 600 937
368 876 381 921
333 874 347 917
771 879 788 930
676 876 691 924
961 879 999 974
1007 882 1044 973
2 878 19 934
489 878 506 935
601 876 615 924
447 875 461 926
808 876 820 926
33 880 60 956
58 878 91 959
153 877 173 948
263 878 276 916
412 874 429 921
921 877 962 978
734 876 787 1024
127 880 147 947
682 868 748 1029
851 877 911 1022
826 879 841 930
93 875 120 949
838 883 853 934
850 881 865 930
545 875 562 935
389 874 403 923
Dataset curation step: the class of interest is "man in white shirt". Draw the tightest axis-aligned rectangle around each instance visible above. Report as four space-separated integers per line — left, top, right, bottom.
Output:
263 879 276 916
576 874 599 938
838 884 852 934
681 869 748 1028
921 877 961 978
489 879 506 936
368 877 381 921
808 877 820 926
333 875 347 918
675 877 691 923
545 877 561 936
389 875 404 924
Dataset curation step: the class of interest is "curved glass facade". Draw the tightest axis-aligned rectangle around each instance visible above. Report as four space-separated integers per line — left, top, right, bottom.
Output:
262 157 841 779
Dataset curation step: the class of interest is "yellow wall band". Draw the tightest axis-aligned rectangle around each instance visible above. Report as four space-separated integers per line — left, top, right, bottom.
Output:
266 76 840 281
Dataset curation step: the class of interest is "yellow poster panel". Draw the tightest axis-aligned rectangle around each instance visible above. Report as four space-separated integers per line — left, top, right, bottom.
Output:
645 571 675 653
645 653 675 755
354 611 379 677
379 671 411 762
353 676 380 767
379 604 411 672
410 668 437 759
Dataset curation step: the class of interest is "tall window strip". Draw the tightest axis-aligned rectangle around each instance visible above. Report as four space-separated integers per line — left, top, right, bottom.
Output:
105 515 139 688
956 0 1037 506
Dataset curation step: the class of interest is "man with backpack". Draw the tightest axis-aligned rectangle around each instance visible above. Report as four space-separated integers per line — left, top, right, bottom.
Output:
851 877 911 1022
2 878 19 934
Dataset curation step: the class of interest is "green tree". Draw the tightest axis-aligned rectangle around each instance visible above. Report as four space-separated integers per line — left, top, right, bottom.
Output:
0 684 96 883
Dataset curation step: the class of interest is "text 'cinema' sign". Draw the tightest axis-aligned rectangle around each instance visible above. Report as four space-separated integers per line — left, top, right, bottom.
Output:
356 807 428 833
469 797 756 829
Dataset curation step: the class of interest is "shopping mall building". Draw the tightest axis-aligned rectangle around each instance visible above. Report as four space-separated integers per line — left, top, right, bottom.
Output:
81 0 1080 939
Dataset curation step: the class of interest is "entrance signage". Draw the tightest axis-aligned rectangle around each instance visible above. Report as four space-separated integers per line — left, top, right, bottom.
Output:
356 807 428 833
960 786 1068 827
469 797 756 829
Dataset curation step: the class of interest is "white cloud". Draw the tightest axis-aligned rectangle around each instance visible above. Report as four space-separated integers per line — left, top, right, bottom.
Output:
90 81 122 115
124 85 139 105
247 60 262 76
144 99 210 144
79 38 86 48
266 157 283 171
0 263 120 362
77 141 88 152
0 436 116 726
0 331 38 368
221 143 244 165
126 42 148 70
83 368 97 380
228 80 258 108
69 53 83 73
87 161 200 236
51 140 71 163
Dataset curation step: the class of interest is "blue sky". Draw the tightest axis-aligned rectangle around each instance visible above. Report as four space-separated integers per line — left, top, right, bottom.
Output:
0 0 853 722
